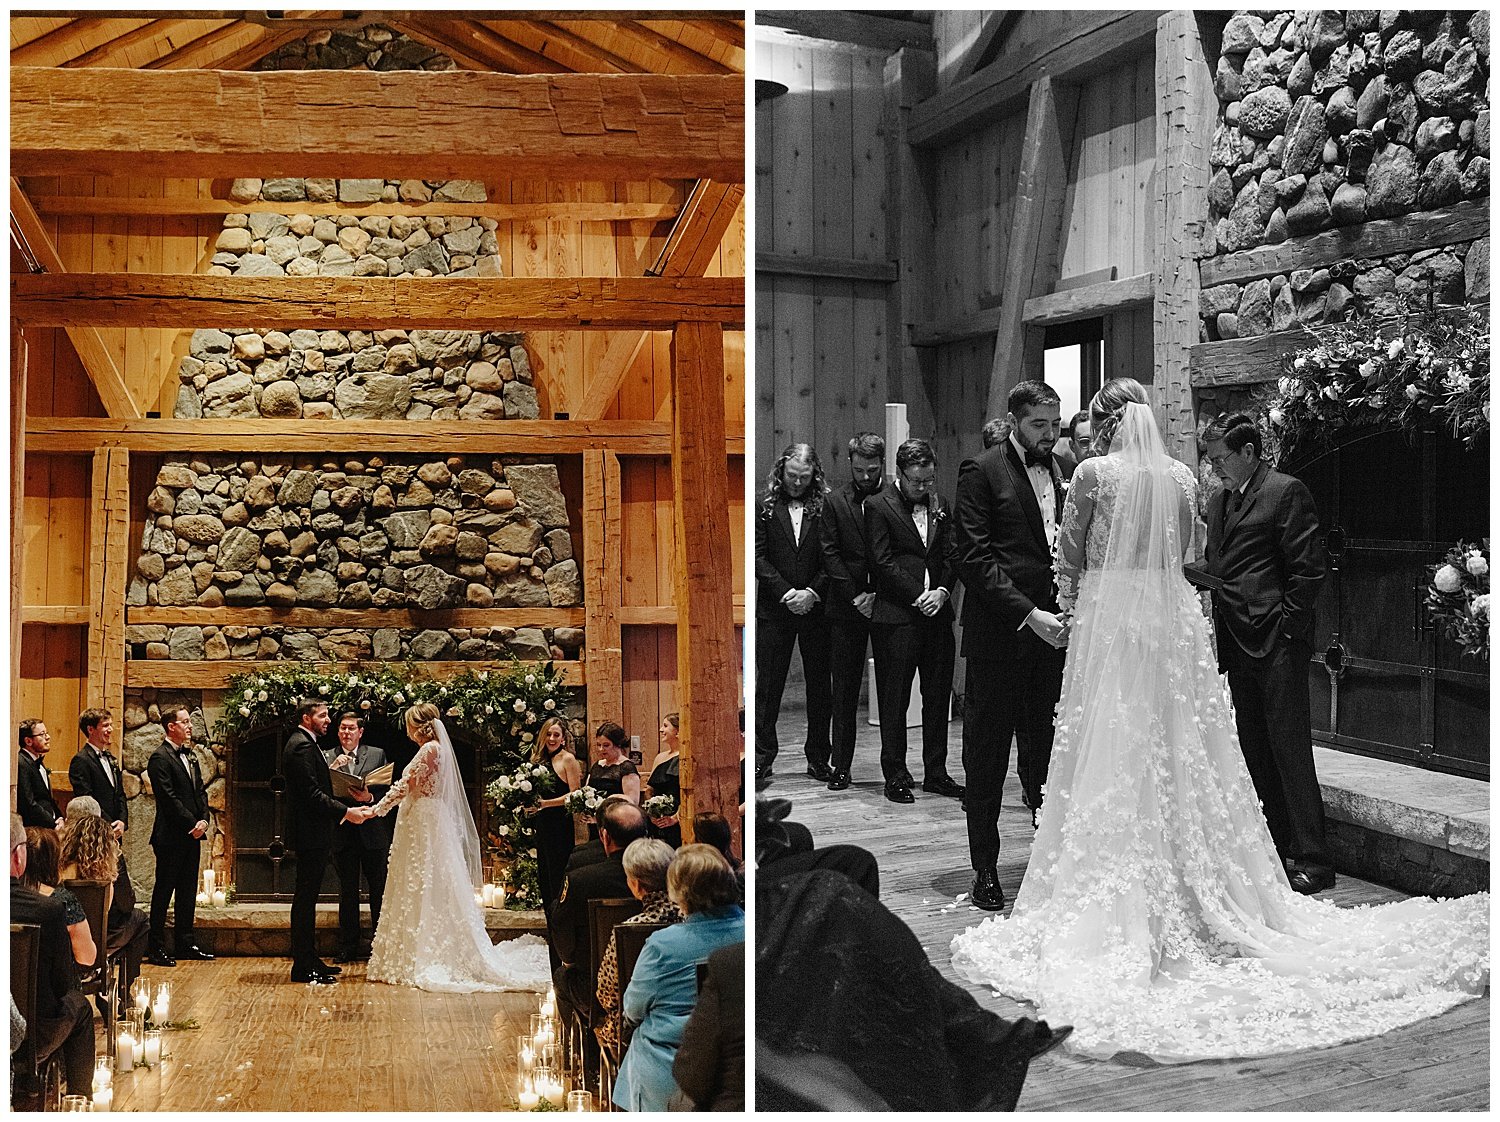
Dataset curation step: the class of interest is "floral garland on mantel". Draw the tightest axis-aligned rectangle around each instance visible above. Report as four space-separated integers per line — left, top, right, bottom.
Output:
1257 302 1489 467
1429 540 1489 661
213 660 576 909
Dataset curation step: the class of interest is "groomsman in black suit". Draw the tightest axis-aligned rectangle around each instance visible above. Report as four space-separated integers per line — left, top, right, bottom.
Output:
754 443 834 782
819 432 886 791
282 699 372 984
865 438 965 805
326 711 392 962
954 380 1072 911
1203 413 1332 895
145 707 215 964
70 708 127 839
16 718 62 829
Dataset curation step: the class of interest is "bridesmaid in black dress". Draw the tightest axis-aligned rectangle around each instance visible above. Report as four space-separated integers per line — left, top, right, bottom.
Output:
589 720 641 804
645 711 682 848
525 716 583 916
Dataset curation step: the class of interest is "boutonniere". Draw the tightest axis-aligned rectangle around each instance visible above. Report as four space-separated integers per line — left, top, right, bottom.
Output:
932 504 947 523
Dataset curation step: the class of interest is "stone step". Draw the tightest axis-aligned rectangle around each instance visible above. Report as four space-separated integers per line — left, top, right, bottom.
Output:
1316 745 1489 898
178 901 546 956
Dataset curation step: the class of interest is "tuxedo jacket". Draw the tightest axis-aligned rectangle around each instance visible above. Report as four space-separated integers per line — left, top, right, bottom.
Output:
1205 460 1326 663
864 482 957 628
69 745 129 827
282 726 353 853
147 741 209 850
551 850 632 970
953 442 1073 659
327 742 394 853
819 481 876 622
755 495 830 621
16 750 60 828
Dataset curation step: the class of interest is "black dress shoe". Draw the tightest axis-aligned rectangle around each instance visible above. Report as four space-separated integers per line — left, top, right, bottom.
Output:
144 948 176 967
883 782 915 804
971 868 1006 911
805 762 833 783
177 944 215 961
1288 868 1336 895
897 768 916 787
312 960 343 974
826 770 852 791
291 969 339 984
922 776 966 798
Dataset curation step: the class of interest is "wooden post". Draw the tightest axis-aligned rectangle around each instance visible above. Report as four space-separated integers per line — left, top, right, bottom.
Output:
86 447 130 721
669 322 738 841
11 322 26 814
987 75 1079 421
582 450 624 746
1153 10 1215 465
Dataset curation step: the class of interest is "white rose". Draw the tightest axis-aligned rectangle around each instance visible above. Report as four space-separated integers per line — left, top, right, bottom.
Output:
1466 552 1488 578
521 733 533 743
1322 385 1339 401
1358 359 1376 381
1404 384 1420 401
1473 594 1489 618
318 684 329 695
543 698 556 710
525 675 536 684
1434 564 1463 593
394 693 405 704
519 780 532 792
360 700 371 710
1388 338 1404 359
528 849 537 859
497 825 509 836
1268 407 1285 426
257 690 268 702
485 705 494 715
1293 357 1306 371
239 706 251 717
526 712 536 723
513 699 526 713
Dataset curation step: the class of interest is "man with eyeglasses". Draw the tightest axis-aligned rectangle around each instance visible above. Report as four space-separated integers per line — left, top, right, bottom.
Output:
1203 412 1331 895
864 438 965 806
16 718 63 829
145 707 215 966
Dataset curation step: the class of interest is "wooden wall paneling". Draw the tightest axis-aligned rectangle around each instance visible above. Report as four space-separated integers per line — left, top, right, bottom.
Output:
850 282 888 445
12 325 28 781
813 44 855 264
1152 12 1214 463
1109 60 1136 279
754 52 776 261
1060 76 1104 280
545 179 584 420
932 10 984 89
771 42 815 258
771 276 817 453
11 17 73 49
753 275 776 471
850 47 887 265
582 450 624 742
817 279 857 469
1133 53 1158 278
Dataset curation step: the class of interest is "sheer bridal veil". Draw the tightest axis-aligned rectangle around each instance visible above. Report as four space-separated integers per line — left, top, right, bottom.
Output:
430 717 484 892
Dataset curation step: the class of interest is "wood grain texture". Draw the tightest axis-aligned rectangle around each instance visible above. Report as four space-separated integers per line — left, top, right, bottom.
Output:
12 273 746 331
1023 272 1154 327
757 11 932 54
31 195 681 222
12 67 745 182
765 708 1491 1112
85 447 130 717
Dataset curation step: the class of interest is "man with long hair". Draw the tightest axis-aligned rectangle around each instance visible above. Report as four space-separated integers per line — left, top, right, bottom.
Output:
754 443 833 783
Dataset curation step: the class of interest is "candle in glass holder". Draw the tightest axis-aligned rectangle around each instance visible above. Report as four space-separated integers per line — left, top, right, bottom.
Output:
94 1057 113 1091
212 889 227 907
130 978 150 1012
131 1030 145 1065
143 1029 162 1067
92 1086 114 1111
153 983 171 1022
543 1073 566 1108
196 890 210 906
517 1073 540 1110
566 1090 594 1112
518 1041 535 1071
116 1028 135 1072
203 868 215 894
495 884 508 908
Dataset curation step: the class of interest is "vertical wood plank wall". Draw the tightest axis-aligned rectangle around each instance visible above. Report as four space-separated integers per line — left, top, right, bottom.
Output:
17 175 745 775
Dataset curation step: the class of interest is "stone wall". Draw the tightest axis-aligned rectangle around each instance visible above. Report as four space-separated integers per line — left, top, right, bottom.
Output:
253 22 456 73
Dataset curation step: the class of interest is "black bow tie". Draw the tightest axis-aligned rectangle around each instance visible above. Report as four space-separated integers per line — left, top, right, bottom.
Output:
901 491 930 512
1023 448 1053 470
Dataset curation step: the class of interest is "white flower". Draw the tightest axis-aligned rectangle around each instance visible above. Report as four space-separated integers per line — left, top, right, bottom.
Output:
497 825 509 836
1473 594 1489 618
528 849 537 859
526 712 536 723
519 780 532 792
1294 357 1306 371
1322 385 1340 401
346 675 357 686
485 705 494 715
543 699 556 710
521 733 533 743
1466 551 1488 578
525 674 536 684
1357 359 1377 381
1388 337 1404 359
440 686 448 695
318 684 329 695
1434 564 1464 593
393 693 405 704
1404 384 1420 401
1268 407 1285 426
513 699 526 713
239 706 251 717
360 700 371 710
257 690 268 702
1446 374 1472 394
1279 376 1295 394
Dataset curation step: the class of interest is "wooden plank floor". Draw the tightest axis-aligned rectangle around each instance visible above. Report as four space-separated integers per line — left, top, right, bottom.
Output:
762 710 1490 1112
109 958 540 1111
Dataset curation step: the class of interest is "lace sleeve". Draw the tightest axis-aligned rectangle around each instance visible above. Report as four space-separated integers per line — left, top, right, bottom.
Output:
370 741 438 817
1174 460 1207 564
1054 459 1097 616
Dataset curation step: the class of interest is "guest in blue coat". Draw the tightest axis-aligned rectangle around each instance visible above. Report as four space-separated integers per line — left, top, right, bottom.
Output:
614 844 745 1112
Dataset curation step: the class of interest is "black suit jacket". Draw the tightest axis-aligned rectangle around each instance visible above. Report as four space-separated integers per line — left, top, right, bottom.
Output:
69 745 129 827
282 726 351 853
755 495 830 621
865 482 956 627
16 751 60 828
328 742 393 853
147 741 209 849
953 442 1071 658
819 481 876 621
1205 460 1326 663
551 850 632 970
671 941 745 1111
10 879 82 1021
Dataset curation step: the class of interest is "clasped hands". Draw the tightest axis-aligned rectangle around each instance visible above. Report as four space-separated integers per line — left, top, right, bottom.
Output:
1027 609 1070 649
343 805 375 825
910 588 947 618
780 588 817 616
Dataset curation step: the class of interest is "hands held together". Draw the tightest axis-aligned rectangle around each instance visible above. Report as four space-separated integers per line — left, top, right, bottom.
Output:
343 805 375 825
1027 609 1070 649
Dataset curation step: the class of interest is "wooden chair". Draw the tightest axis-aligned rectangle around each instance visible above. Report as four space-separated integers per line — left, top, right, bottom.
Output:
10 923 63 1112
60 880 119 1042
582 898 639 1100
598 920 670 1109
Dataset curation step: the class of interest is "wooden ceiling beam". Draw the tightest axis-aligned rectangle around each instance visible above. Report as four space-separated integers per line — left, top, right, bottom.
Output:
682 19 745 50
756 11 933 53
12 273 745 331
10 16 124 67
60 19 177 68
614 20 734 74
12 67 745 182
401 16 559 74
8 179 141 419
145 22 275 70
32 195 681 223
483 19 644 74
210 27 308 72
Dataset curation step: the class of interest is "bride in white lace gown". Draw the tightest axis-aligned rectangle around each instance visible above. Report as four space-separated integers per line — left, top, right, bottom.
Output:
366 702 549 993
951 379 1488 1062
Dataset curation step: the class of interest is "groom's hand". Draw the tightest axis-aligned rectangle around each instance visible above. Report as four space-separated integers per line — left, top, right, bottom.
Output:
1026 609 1069 648
342 806 371 825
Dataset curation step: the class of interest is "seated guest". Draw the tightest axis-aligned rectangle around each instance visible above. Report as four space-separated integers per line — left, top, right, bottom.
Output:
589 721 641 804
756 866 1069 1111
669 941 744 1111
595 839 683 1054
22 828 95 969
59 800 149 1003
755 796 879 899
693 812 744 902
9 814 95 1100
614 845 745 1112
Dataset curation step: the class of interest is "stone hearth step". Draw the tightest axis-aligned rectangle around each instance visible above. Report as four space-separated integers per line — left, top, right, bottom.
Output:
179 902 546 957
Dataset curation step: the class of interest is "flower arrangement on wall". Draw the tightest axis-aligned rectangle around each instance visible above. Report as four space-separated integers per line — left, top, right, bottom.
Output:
1428 541 1489 661
214 659 576 907
1257 302 1489 466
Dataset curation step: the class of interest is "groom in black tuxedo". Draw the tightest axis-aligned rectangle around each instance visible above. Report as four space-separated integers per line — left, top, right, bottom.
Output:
865 438 964 805
146 707 215 964
1204 413 1332 894
954 380 1072 911
282 699 372 983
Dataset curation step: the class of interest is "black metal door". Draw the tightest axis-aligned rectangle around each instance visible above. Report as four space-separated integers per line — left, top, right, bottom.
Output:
1297 426 1488 778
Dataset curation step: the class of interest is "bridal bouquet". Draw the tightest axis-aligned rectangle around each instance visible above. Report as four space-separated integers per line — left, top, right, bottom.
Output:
1428 539 1489 660
643 794 677 819
563 786 604 816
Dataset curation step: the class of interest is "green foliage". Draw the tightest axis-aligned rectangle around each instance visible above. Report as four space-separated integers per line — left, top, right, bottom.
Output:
1428 540 1489 661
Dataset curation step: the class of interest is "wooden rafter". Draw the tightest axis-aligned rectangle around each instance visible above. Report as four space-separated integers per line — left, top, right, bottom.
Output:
86 447 130 716
145 21 278 70
952 11 1019 85
483 19 644 73
682 19 745 50
8 179 140 419
613 20 733 74
12 67 746 182
12 274 745 331
31 195 682 223
210 27 307 73
380 17 508 73
10 16 132 66
393 16 557 74
575 179 744 421
59 18 172 68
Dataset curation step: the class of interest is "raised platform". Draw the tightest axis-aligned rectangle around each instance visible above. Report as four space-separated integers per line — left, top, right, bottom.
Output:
180 902 547 956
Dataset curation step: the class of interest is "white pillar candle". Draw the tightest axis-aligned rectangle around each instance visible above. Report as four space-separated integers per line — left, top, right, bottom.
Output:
131 1034 144 1065
518 1078 539 1110
544 1077 565 1107
153 984 171 1022
196 891 209 905
92 1087 113 1111
143 1033 161 1066
202 868 215 893
212 889 227 907
496 885 508 907
115 1031 134 1073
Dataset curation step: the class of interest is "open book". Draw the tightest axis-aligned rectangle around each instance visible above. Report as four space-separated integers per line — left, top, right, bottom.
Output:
329 762 395 799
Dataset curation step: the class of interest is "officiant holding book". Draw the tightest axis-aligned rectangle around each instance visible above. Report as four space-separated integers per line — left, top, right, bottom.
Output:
327 711 394 963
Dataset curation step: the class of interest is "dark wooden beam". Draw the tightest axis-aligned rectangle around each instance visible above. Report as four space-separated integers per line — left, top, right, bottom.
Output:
12 274 745 331
1023 273 1154 327
756 252 898 284
951 11 1019 85
757 11 933 53
11 67 746 182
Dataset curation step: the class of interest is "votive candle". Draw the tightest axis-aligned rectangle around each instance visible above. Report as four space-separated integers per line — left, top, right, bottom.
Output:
92 1086 113 1111
143 1029 161 1067
518 1074 539 1110
212 889 227 907
115 1029 134 1073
